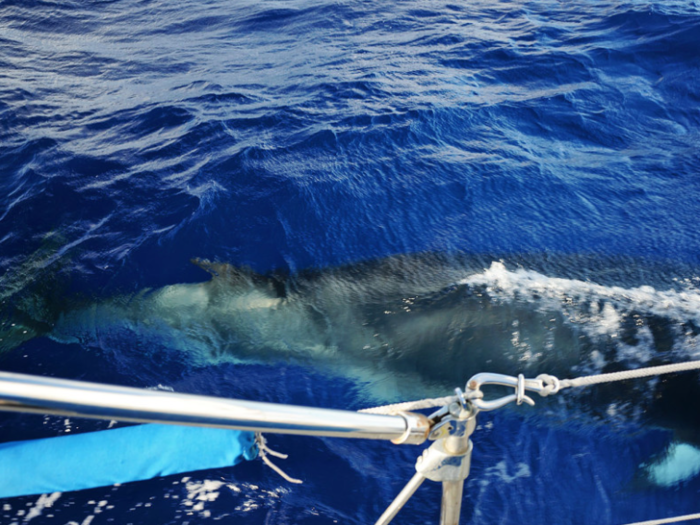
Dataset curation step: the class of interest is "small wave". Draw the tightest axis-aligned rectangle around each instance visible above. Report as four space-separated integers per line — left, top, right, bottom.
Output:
461 261 700 371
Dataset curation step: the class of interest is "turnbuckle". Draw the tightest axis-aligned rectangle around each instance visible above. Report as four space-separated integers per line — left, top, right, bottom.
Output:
465 372 561 411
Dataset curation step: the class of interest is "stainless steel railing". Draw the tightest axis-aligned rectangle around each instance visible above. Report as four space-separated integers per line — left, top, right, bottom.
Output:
0 371 429 444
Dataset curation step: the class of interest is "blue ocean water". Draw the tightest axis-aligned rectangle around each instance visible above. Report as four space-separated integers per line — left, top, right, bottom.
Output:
2 0 700 523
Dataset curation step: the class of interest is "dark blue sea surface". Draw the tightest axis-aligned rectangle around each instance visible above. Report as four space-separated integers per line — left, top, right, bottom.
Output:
2 0 700 523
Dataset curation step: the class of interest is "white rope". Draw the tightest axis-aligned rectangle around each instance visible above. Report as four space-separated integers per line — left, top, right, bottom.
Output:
620 512 700 525
359 395 458 415
359 360 700 415
255 433 303 484
559 360 700 390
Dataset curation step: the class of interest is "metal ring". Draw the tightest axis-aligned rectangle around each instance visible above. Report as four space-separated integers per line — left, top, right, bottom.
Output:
454 387 468 410
516 374 525 405
391 412 430 445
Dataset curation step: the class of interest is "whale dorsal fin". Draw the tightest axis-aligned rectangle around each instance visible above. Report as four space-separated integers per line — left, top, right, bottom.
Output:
191 259 287 298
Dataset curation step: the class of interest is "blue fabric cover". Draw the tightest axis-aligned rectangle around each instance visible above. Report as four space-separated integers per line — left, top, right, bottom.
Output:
0 424 257 499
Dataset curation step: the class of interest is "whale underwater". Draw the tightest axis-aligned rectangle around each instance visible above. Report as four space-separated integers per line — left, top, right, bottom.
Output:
2 252 700 486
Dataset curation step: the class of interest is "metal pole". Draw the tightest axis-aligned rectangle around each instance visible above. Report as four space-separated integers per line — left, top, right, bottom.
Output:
437 407 474 525
0 371 429 444
374 472 427 525
440 481 464 525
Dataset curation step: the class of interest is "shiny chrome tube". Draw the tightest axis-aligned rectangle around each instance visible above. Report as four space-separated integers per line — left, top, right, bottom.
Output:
0 371 429 444
439 481 464 525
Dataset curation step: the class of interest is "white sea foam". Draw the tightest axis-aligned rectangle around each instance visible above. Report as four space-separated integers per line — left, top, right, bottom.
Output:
24 492 61 522
462 262 700 324
182 479 225 516
459 262 700 370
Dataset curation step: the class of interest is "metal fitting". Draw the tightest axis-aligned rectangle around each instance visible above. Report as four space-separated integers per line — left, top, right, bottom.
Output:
465 372 559 411
416 438 473 482
415 404 476 482
374 399 478 525
391 411 432 445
